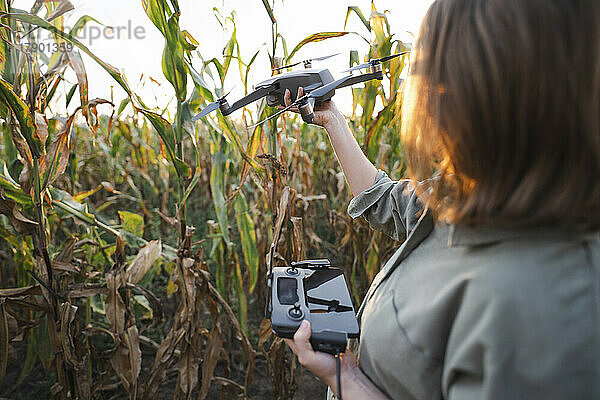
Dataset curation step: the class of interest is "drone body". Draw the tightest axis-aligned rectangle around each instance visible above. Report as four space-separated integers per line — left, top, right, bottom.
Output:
256 68 336 107
192 52 408 125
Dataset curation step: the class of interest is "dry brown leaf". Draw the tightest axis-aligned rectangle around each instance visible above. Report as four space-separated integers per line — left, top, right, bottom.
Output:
110 325 142 397
45 0 74 21
0 303 8 388
125 240 161 284
34 112 48 148
177 340 200 399
290 217 304 261
105 272 125 333
258 318 272 349
143 328 186 398
0 285 42 297
59 302 80 368
198 324 223 400
0 198 37 236
272 186 291 248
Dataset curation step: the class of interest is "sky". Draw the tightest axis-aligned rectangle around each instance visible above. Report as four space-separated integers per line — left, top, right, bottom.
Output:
13 0 435 116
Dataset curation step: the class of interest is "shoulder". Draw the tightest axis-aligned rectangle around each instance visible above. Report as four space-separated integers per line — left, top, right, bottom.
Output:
442 232 600 399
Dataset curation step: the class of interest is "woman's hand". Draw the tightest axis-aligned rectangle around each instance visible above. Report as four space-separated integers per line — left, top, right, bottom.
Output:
283 320 359 397
281 87 344 129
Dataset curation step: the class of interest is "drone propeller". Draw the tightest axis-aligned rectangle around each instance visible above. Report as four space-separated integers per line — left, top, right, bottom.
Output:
192 88 234 121
272 53 340 72
343 51 410 73
249 74 354 128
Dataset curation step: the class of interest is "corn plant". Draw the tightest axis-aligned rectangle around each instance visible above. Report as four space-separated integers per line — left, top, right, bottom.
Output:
0 0 410 398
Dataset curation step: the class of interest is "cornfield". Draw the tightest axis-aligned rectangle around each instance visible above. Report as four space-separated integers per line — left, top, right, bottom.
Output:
0 0 409 398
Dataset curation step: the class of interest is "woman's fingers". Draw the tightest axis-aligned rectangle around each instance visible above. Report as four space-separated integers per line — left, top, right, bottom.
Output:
286 320 315 366
283 320 312 359
284 88 292 107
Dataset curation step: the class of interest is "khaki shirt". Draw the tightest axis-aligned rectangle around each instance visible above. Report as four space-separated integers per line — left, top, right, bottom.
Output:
328 171 600 399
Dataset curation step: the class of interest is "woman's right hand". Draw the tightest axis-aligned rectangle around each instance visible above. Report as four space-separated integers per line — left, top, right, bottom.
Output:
282 87 343 129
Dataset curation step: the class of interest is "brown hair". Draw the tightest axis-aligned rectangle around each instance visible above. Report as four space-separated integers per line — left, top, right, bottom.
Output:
401 0 600 230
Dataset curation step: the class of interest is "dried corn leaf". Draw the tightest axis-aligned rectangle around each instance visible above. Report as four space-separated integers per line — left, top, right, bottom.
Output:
176 338 200 399
0 303 8 387
59 302 80 368
45 0 74 22
125 240 161 284
111 325 142 397
258 318 272 349
105 272 125 333
34 112 48 147
198 325 223 400
0 285 41 297
143 328 186 397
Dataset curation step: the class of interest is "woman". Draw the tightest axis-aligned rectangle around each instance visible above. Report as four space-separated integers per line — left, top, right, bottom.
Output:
283 0 600 399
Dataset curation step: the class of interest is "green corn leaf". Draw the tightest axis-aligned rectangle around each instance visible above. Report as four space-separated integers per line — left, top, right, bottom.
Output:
260 0 276 24
69 14 104 37
344 6 371 32
0 2 18 82
221 27 237 81
117 97 131 115
0 77 41 158
118 210 144 237
161 15 187 101
50 187 120 237
233 253 248 333
210 137 230 245
65 83 77 108
180 29 198 51
141 0 168 35
0 163 31 205
365 243 378 282
234 193 258 294
349 49 359 68
287 32 349 62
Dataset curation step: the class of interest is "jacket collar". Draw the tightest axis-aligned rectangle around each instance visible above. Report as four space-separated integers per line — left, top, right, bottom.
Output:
447 224 598 247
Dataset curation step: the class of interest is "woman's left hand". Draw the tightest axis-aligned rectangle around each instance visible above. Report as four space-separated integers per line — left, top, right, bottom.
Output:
284 320 359 396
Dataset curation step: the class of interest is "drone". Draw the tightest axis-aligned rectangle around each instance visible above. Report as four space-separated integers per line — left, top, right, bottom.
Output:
192 51 409 126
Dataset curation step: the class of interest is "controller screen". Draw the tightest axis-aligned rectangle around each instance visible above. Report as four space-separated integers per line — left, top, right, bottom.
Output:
277 277 299 305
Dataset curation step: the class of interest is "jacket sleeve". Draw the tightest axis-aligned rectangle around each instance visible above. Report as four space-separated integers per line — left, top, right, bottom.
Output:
347 170 427 241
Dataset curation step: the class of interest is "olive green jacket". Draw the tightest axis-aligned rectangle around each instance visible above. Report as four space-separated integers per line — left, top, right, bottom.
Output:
329 170 600 399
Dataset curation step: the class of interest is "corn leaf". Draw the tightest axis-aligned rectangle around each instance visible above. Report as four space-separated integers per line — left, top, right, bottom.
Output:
344 5 371 32
118 210 144 237
234 193 258 294
69 14 104 36
260 0 276 24
287 32 349 62
125 240 162 285
233 253 247 333
0 77 40 157
210 139 230 244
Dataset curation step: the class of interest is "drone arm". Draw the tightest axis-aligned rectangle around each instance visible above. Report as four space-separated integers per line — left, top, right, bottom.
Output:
335 70 384 91
222 85 275 115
